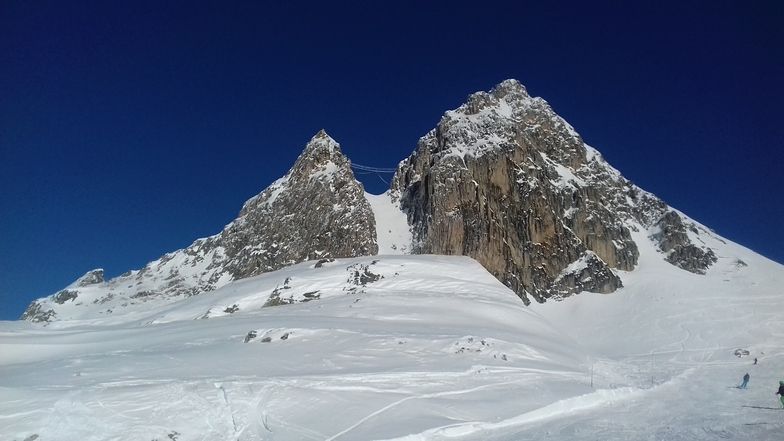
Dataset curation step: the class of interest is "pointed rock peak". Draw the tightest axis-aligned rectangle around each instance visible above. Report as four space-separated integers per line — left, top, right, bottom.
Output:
491 79 529 99
302 129 342 159
283 131 353 183
463 79 531 115
310 129 336 145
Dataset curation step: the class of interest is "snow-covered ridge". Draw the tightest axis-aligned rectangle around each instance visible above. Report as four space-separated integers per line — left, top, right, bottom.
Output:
19 79 747 321
433 79 584 164
21 131 378 323
3 247 784 440
391 79 723 304
5 77 784 439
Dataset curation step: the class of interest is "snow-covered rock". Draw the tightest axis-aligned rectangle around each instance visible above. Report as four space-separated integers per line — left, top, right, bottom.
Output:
391 79 717 303
21 131 377 322
3 249 784 440
6 80 784 439
23 80 725 320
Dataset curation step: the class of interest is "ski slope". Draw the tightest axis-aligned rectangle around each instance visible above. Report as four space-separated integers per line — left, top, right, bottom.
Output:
1 193 783 440
1 255 595 441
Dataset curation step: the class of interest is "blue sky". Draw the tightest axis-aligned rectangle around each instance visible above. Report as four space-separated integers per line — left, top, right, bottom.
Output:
1 1 782 320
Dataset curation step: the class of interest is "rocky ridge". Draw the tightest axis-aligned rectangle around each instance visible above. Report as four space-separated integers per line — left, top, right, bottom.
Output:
21 131 377 322
390 79 717 303
22 80 721 320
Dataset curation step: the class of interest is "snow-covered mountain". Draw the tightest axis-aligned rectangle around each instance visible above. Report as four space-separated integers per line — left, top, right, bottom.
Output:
21 130 380 322
391 79 717 304
4 80 784 440
22 80 720 322
2 239 783 440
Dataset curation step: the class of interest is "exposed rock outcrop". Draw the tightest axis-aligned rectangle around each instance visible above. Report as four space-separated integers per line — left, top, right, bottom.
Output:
76 269 104 287
21 131 377 322
215 129 378 279
651 211 718 274
391 79 716 303
19 302 56 322
22 80 721 321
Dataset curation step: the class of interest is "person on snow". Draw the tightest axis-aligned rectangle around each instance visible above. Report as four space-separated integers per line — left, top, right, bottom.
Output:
741 373 749 389
777 381 784 408
753 357 758 365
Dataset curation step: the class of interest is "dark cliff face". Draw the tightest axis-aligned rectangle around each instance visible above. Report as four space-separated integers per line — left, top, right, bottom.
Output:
21 131 378 322
391 79 715 304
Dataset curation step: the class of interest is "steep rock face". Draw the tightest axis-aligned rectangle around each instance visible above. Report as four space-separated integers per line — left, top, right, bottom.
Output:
650 211 718 274
21 80 723 321
21 131 377 322
215 129 378 279
392 79 716 303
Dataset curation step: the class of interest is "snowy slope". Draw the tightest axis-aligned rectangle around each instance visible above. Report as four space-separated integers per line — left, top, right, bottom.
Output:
486 228 784 440
5 102 784 439
1 255 592 441
4 163 784 440
19 131 378 323
2 224 784 440
365 191 411 255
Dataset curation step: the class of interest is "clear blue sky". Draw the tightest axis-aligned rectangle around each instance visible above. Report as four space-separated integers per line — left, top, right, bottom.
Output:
1 1 782 320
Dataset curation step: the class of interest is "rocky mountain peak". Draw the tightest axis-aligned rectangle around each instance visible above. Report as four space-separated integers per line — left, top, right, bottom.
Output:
296 130 348 176
21 131 378 322
22 81 723 322
239 130 355 216
490 79 529 99
299 129 342 161
392 79 718 304
463 79 530 115
225 131 377 279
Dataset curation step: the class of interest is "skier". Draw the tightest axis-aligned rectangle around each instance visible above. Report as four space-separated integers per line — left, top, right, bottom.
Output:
753 357 757 365
777 381 784 408
741 373 749 389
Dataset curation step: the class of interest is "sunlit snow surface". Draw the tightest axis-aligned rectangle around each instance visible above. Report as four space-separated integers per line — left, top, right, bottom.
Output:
2 195 784 440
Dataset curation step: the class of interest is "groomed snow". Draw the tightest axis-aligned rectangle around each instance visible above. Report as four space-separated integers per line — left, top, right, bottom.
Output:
0 256 593 441
2 206 783 440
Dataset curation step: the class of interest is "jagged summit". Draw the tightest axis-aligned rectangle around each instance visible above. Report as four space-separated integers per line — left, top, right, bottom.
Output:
490 78 528 97
239 130 352 215
462 78 531 116
23 81 724 321
228 131 377 276
392 79 718 304
299 129 341 160
21 131 377 322
428 79 584 166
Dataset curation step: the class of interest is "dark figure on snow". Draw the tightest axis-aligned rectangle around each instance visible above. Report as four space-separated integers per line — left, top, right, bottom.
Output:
753 357 757 365
777 381 784 408
741 373 749 389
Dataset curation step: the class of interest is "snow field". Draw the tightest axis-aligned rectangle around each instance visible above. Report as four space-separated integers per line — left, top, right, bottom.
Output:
1 256 594 441
2 194 784 440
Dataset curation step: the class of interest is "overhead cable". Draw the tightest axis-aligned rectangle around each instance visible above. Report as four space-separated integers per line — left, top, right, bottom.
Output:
350 163 397 173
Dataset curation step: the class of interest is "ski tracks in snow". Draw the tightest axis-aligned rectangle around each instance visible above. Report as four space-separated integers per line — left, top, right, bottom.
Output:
194 367 575 441
323 374 537 441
